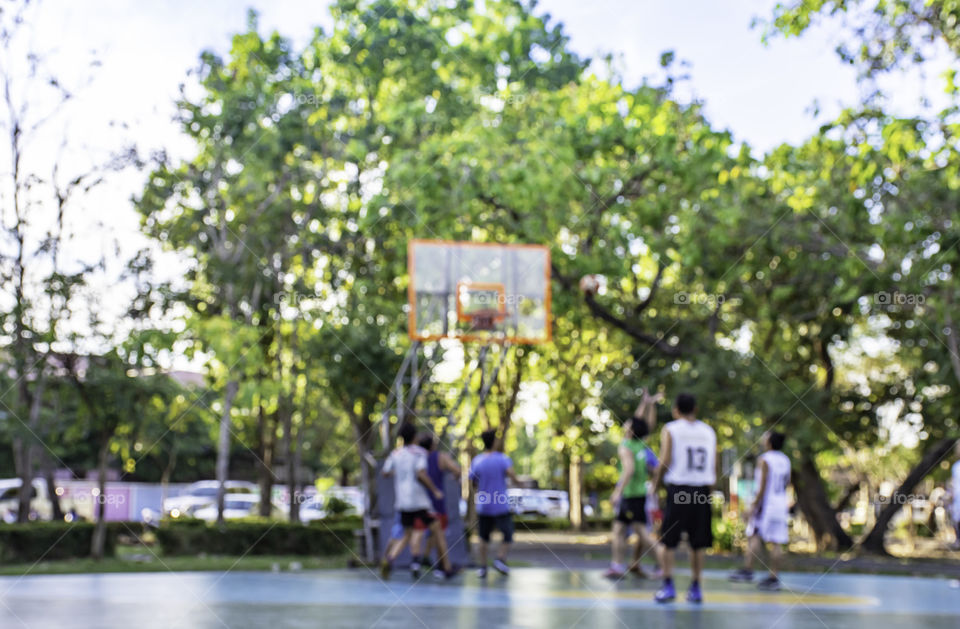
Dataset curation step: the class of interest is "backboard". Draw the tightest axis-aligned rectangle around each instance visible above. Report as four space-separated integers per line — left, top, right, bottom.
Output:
408 240 551 344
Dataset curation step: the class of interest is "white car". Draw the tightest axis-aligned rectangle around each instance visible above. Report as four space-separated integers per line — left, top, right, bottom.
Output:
163 480 258 518
298 496 326 522
192 494 284 521
0 479 52 521
509 489 570 519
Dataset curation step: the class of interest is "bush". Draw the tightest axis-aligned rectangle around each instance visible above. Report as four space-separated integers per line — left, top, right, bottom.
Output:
156 519 358 557
324 496 354 516
0 521 136 563
712 514 746 552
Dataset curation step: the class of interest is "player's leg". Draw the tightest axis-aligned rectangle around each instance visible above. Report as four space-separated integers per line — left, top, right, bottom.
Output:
685 487 713 604
730 513 761 582
493 514 513 574
757 541 782 590
757 514 788 590
633 525 661 578
382 523 413 578
409 524 426 578
691 548 704 583
655 486 682 603
476 515 492 577
423 528 437 568
606 519 628 578
430 516 454 575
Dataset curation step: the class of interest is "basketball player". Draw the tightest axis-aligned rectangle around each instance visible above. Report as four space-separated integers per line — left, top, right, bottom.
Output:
380 422 446 580
652 392 716 604
729 431 791 590
470 428 520 578
605 390 662 579
417 432 461 576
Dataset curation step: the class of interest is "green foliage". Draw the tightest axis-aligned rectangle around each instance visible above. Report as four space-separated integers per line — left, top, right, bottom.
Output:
712 512 746 553
324 496 354 516
155 519 358 556
0 522 134 563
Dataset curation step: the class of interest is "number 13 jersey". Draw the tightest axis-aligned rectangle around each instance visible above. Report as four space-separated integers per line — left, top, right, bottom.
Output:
664 418 717 487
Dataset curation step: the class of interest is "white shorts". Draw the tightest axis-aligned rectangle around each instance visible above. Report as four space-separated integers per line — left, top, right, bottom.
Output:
747 509 789 545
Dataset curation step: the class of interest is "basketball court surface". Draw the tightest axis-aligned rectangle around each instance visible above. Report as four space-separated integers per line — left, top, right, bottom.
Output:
2 567 958 628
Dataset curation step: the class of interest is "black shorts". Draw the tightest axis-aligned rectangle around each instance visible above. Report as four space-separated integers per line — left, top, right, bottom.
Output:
477 513 514 543
661 485 713 550
615 496 648 525
399 510 434 530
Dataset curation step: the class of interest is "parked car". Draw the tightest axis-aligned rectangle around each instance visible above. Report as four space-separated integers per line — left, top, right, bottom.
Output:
163 480 258 518
0 478 52 521
298 496 326 522
192 494 284 521
509 489 570 519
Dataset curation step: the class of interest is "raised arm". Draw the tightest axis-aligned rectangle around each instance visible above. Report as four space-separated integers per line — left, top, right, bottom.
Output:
653 428 672 491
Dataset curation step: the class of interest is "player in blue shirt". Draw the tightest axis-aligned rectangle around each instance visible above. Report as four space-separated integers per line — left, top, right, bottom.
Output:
470 429 520 578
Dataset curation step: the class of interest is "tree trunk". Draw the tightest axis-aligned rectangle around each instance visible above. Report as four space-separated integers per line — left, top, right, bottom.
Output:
284 398 300 523
352 410 379 561
257 403 275 518
862 436 958 554
215 380 239 526
13 434 33 523
569 454 583 531
160 440 178 516
291 417 303 522
16 373 46 522
792 451 853 550
91 438 110 560
41 452 63 521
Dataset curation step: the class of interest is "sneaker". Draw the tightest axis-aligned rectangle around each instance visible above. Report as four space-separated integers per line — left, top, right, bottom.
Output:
379 560 392 580
728 568 754 583
493 558 510 575
440 566 461 580
654 581 676 603
604 565 627 580
686 581 703 604
757 576 781 591
477 567 488 579
410 562 421 580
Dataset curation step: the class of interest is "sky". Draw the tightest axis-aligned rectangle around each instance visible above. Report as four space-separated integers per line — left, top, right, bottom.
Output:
2 0 949 359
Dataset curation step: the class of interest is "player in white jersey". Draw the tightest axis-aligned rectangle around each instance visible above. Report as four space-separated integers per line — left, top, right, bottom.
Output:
729 431 791 590
652 392 716 604
951 442 960 550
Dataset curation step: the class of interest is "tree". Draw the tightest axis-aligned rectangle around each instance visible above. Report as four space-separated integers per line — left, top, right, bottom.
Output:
0 0 133 521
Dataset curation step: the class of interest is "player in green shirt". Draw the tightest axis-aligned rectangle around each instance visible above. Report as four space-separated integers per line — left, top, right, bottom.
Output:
605 389 663 579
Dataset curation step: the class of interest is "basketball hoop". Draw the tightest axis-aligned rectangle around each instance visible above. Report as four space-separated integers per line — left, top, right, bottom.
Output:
407 240 551 344
468 308 505 331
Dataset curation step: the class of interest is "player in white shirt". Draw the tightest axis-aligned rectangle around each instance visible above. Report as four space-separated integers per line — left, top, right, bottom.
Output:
729 431 791 590
380 422 446 580
652 392 717 604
